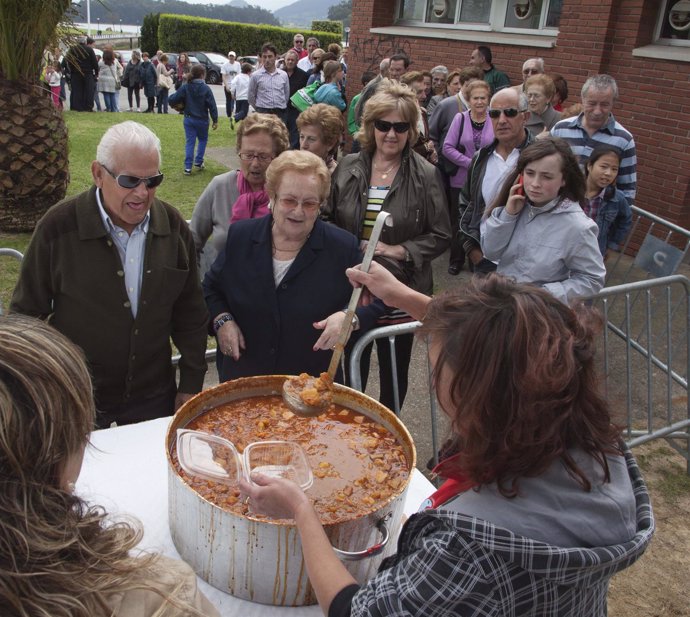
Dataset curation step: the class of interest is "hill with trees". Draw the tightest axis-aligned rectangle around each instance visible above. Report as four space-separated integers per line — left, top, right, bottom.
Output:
72 0 279 27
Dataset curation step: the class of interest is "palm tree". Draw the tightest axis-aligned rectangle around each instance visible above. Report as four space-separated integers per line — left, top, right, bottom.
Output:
0 1 71 231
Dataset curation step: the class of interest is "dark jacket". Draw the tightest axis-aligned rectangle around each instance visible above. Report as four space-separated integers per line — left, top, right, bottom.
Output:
65 42 99 77
123 60 142 87
203 215 378 381
169 79 218 123
10 187 209 409
138 59 158 97
591 185 633 255
326 147 451 295
459 130 534 254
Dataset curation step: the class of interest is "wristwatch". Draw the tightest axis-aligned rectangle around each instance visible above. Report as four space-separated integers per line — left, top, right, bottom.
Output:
342 310 360 330
213 313 234 333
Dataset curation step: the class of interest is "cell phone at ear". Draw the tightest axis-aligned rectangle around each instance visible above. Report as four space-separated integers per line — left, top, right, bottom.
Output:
515 174 524 196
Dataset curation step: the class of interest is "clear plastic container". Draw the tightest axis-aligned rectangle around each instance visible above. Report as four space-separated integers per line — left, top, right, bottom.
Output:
176 430 312 490
243 440 313 490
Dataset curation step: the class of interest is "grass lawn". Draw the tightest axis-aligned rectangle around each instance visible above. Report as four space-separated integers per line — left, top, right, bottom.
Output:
1 111 235 311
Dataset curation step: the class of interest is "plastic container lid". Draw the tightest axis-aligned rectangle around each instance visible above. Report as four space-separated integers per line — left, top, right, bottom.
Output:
176 429 242 485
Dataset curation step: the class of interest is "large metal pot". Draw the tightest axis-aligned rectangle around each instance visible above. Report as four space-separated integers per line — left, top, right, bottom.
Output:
166 375 416 606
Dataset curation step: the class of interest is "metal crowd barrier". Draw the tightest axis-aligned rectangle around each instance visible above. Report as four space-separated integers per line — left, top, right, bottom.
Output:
0 248 24 315
606 205 690 287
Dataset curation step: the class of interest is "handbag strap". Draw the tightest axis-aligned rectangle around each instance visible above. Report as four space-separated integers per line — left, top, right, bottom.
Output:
455 112 465 151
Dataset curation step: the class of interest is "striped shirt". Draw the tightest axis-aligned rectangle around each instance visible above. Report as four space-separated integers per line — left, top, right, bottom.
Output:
551 113 637 202
362 185 388 240
247 66 290 110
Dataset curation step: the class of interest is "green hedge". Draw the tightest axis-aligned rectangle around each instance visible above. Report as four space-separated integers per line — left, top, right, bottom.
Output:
311 20 343 38
157 14 341 56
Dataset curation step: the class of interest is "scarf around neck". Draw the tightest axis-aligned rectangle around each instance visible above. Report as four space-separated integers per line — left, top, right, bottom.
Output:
230 171 270 224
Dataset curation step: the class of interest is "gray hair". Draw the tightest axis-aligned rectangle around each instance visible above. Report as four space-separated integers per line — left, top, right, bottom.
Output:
96 122 162 170
306 37 319 46
581 74 618 100
379 58 390 73
132 49 141 61
431 65 449 76
522 57 544 72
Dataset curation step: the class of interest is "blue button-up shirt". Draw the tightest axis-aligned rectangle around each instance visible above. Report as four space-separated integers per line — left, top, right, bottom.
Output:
96 189 149 317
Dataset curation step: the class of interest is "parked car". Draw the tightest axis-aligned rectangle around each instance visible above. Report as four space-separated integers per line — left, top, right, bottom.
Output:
238 55 259 70
184 51 224 85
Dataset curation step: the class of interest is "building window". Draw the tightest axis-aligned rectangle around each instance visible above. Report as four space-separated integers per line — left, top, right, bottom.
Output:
656 0 690 45
398 0 562 31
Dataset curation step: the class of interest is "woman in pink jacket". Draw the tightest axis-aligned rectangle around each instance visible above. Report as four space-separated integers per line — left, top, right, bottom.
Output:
442 79 494 275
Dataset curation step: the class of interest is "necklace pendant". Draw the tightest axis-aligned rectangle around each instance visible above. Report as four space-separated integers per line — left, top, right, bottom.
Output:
381 172 388 179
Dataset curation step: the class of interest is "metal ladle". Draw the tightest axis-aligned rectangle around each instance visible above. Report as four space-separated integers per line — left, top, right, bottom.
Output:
282 211 393 417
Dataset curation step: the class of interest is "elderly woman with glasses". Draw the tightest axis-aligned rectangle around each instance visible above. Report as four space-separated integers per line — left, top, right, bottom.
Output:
524 74 562 138
190 113 289 278
325 79 451 412
203 150 381 382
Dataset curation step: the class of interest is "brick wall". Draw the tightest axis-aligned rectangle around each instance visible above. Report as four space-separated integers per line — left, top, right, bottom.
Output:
346 0 690 229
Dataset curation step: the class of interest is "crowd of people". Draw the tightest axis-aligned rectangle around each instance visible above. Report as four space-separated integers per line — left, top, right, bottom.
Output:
4 35 653 616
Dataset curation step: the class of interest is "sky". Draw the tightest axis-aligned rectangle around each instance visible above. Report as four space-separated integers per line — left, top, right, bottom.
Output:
183 0 295 13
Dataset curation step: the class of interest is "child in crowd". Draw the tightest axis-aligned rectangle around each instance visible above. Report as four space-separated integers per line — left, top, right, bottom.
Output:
583 145 633 258
230 63 253 124
482 137 606 305
46 61 63 109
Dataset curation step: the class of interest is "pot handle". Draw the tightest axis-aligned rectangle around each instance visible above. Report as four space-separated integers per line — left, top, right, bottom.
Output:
332 513 392 561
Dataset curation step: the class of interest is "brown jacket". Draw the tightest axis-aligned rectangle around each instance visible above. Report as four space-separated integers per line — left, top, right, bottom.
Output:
10 187 208 409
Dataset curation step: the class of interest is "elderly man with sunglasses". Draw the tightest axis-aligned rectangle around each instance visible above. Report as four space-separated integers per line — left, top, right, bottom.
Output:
459 87 533 273
11 121 209 428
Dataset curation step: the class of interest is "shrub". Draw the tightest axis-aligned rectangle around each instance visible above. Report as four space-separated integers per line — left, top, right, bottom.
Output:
157 14 341 56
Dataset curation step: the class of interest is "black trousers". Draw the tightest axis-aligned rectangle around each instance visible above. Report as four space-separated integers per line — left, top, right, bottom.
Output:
95 381 176 429
70 73 95 111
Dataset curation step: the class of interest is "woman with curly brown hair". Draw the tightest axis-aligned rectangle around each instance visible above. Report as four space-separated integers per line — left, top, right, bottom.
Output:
297 103 344 173
241 269 654 617
0 315 219 617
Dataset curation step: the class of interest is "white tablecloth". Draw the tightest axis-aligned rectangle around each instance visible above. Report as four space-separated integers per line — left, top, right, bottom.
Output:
77 417 435 616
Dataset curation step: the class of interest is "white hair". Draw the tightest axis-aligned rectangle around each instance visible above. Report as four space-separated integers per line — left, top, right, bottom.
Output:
522 57 544 72
96 122 162 169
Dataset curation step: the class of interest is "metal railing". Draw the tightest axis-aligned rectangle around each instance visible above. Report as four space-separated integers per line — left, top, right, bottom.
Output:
0 248 23 315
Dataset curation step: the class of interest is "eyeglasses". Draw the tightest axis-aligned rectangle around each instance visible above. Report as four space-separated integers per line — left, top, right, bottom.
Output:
238 152 274 162
487 108 526 119
522 68 541 75
374 119 411 134
101 165 164 189
277 196 321 211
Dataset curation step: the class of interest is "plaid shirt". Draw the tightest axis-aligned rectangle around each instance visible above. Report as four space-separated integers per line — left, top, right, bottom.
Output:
583 188 605 222
330 446 654 617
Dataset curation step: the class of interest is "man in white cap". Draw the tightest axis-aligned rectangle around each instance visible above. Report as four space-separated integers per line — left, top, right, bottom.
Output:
222 51 242 128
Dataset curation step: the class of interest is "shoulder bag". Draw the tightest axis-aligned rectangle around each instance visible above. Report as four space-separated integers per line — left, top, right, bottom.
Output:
290 80 321 112
438 111 465 177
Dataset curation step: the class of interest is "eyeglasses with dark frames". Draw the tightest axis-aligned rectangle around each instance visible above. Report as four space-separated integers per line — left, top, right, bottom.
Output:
487 108 526 119
238 152 274 162
101 164 164 189
373 119 411 134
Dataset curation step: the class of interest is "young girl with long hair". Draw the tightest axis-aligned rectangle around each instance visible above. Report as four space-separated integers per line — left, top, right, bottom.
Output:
0 315 219 617
240 266 654 617
481 137 605 304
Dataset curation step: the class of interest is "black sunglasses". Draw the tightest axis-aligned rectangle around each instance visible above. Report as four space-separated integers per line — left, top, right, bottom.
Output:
374 119 411 134
487 108 525 119
102 164 164 189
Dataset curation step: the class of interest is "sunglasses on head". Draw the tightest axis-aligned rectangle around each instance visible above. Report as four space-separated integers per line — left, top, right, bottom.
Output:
374 119 411 134
102 164 164 189
487 108 524 119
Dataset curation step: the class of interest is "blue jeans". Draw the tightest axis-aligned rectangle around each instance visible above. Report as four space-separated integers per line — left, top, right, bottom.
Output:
157 87 169 113
103 91 118 112
234 100 249 121
183 116 209 170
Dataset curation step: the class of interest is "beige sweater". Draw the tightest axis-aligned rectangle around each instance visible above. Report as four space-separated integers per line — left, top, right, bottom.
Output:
106 555 220 616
